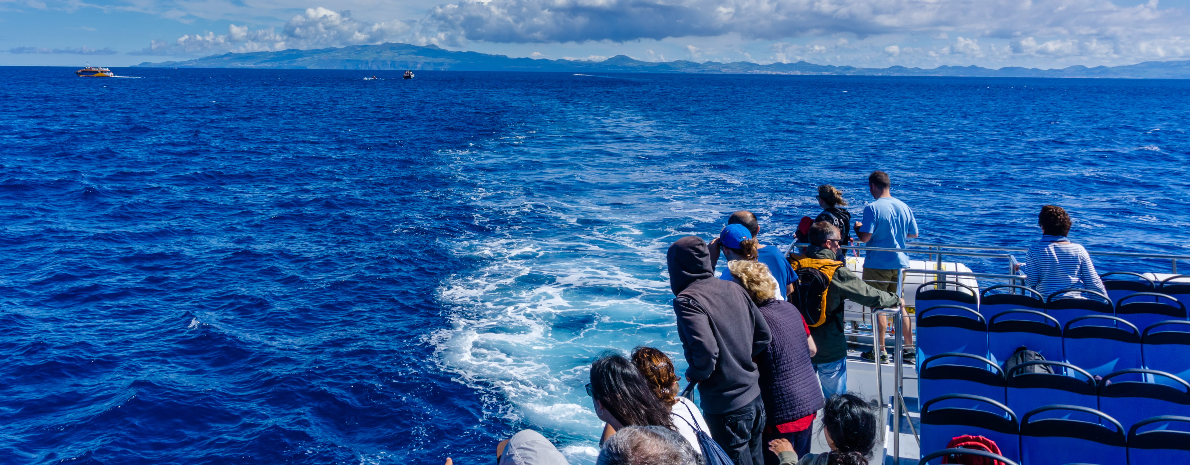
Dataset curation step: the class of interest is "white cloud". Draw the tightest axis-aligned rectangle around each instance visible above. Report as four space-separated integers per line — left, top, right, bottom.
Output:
133 7 412 55
953 37 983 56
7 45 116 55
884 45 900 56
685 45 701 61
561 55 608 61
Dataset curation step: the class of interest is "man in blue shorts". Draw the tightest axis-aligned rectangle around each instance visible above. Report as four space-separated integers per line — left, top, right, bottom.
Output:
855 171 919 364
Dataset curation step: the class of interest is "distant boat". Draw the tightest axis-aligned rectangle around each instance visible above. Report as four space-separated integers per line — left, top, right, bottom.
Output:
364 75 383 81
403 70 414 79
76 66 113 77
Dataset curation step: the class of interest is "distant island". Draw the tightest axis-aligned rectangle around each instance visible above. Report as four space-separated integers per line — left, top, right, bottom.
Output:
137 42 1190 79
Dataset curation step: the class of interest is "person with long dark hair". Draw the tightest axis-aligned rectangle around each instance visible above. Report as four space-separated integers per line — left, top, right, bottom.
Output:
588 353 676 446
768 393 879 465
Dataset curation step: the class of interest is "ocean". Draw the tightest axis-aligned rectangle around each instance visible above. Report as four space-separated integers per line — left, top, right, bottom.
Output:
2 67 1188 464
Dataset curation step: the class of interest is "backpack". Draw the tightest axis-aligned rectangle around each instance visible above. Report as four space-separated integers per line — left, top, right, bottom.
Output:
1001 346 1053 376
677 384 734 465
789 257 844 328
941 435 1005 465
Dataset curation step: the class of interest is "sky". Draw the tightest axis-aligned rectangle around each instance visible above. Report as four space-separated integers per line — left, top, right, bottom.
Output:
2 0 1189 69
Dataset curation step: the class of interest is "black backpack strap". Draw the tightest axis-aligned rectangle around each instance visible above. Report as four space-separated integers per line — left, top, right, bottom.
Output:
678 398 707 434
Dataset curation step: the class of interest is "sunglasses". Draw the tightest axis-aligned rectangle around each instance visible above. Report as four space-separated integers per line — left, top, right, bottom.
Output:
585 383 594 397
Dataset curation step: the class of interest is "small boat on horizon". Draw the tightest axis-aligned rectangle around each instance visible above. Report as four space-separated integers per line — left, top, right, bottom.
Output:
76 66 113 77
403 70 414 79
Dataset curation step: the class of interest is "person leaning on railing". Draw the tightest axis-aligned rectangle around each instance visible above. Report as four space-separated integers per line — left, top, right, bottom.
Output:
801 221 903 401
1016 205 1107 299
854 170 917 365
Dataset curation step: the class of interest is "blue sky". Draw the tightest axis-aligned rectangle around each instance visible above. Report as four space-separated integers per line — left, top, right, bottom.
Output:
3 0 1189 68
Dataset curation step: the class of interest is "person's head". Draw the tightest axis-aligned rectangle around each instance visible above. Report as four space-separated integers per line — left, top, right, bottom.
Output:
719 223 759 261
667 236 713 296
589 354 675 430
630 347 680 407
821 393 879 465
727 260 777 304
809 221 842 254
817 185 848 208
1038 205 1072 236
596 426 702 465
727 211 760 238
867 171 890 198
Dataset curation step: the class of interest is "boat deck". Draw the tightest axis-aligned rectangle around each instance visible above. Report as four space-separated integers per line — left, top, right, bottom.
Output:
806 354 920 465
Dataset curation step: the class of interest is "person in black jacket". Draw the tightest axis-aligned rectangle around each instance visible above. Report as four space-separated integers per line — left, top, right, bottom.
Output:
814 185 852 258
667 236 772 465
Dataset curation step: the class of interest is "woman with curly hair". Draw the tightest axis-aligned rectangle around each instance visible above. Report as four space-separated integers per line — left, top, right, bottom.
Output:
728 260 824 463
629 346 711 454
1019 205 1106 300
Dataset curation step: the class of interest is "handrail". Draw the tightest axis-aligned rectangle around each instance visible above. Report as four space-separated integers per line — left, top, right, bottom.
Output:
911 241 1190 260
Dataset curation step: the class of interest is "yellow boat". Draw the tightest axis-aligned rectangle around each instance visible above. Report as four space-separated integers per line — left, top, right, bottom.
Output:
76 66 113 77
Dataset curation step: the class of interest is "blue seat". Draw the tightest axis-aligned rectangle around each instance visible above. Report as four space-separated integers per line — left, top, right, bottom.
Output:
1160 275 1190 311
1128 415 1190 463
1101 271 1156 303
916 280 979 313
917 305 988 362
919 448 1018 465
988 310 1063 366
920 353 1006 405
1007 361 1097 418
1116 292 1187 333
1063 315 1142 377
1046 288 1113 330
980 285 1046 322
1020 405 1127 465
1143 320 1190 386
1098 369 1190 433
921 394 1020 464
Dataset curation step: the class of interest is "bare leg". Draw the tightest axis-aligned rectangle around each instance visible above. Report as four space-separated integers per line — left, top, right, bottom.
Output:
875 313 889 355
496 439 509 463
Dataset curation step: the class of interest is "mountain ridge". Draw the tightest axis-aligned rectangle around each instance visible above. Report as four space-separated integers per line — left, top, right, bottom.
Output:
136 42 1190 79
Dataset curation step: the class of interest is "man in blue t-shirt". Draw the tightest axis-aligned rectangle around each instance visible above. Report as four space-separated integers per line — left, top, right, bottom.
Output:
854 171 919 364
710 211 796 300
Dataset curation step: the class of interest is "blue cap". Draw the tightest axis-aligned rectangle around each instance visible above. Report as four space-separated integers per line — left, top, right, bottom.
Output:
719 224 752 249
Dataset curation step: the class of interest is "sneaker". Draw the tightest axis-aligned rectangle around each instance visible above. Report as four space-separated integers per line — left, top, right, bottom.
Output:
861 350 890 363
902 349 916 364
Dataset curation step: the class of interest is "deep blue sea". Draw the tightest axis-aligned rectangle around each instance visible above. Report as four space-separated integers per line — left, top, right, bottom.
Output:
2 67 1189 464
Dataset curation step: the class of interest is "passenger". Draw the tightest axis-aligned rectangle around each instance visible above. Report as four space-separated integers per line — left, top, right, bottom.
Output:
1019 205 1106 300
711 211 798 300
589 354 676 446
854 171 917 364
814 185 853 259
668 236 772 465
596 426 702 465
491 430 571 465
768 393 879 465
630 347 711 454
799 222 902 400
728 260 825 462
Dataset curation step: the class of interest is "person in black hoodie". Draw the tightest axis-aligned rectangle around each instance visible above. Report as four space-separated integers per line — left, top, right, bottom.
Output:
667 236 772 465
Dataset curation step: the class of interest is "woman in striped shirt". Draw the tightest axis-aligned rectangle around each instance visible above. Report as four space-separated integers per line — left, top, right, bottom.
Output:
1020 205 1106 300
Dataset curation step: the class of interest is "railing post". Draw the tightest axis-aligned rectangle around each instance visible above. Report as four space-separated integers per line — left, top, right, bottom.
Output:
893 270 905 465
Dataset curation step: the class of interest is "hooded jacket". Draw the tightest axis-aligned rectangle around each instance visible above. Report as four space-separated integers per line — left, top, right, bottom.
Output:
667 236 772 414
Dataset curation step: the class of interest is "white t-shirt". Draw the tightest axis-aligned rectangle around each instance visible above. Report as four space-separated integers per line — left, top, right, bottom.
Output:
670 397 712 454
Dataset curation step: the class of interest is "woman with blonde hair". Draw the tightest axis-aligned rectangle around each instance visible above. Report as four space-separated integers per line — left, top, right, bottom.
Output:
815 185 852 258
728 260 824 463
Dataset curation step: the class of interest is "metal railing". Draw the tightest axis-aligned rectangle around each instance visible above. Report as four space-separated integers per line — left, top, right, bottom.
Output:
874 270 916 464
910 241 1190 274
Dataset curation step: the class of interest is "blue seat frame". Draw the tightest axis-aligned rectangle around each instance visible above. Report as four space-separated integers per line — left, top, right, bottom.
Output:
980 284 1046 322
1063 315 1142 377
1006 360 1097 419
988 309 1063 366
1143 320 1190 386
921 394 1020 464
1098 368 1190 432
1046 288 1113 330
1128 415 1190 463
1116 292 1187 333
1020 405 1127 465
